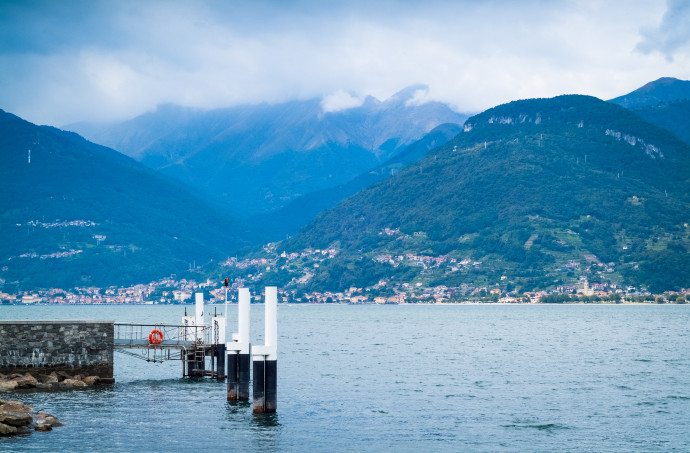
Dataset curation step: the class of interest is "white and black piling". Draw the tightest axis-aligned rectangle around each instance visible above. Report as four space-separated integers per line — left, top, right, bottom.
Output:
252 286 278 413
186 293 206 376
211 307 226 380
227 288 251 401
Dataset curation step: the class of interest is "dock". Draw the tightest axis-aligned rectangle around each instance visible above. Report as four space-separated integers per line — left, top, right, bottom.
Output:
113 321 226 379
112 287 278 412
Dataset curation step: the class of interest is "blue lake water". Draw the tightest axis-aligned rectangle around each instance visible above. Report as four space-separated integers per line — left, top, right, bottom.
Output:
1 303 689 451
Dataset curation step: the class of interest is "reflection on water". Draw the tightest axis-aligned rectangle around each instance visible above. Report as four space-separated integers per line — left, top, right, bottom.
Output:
251 412 280 429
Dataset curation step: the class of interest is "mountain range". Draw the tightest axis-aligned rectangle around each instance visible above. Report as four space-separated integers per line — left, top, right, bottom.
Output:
67 86 468 217
251 122 464 239
279 94 690 293
4 78 690 294
0 109 255 291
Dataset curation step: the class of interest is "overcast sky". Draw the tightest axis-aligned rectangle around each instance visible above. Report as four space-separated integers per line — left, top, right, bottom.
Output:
1 0 689 126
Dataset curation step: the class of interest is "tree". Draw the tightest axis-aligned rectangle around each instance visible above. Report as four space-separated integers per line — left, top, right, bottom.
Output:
655 295 665 304
676 295 686 304
608 293 622 303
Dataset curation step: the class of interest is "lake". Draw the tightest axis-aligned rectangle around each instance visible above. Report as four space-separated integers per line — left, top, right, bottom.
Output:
1 303 689 451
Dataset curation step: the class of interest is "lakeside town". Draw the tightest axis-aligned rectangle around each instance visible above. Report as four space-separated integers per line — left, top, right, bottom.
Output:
3 241 689 306
3 236 689 306
3 282 688 305
5 220 689 306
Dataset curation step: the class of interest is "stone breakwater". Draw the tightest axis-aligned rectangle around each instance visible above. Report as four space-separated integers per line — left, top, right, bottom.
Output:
0 321 115 437
0 399 63 436
0 321 114 378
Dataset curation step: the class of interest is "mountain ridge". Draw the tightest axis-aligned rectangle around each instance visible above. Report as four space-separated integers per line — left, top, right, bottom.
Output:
279 95 690 293
610 77 690 146
0 109 257 291
66 87 468 216
609 77 690 108
251 122 463 239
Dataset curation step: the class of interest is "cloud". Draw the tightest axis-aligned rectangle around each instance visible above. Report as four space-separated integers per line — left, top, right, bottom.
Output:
0 0 686 126
321 90 365 113
402 87 429 107
637 0 690 61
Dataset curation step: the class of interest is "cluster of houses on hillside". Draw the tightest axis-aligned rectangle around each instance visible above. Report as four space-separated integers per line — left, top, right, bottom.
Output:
3 242 688 305
3 274 688 305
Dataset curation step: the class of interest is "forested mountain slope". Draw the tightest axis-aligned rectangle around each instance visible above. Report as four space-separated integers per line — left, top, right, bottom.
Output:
0 110 256 291
284 95 690 293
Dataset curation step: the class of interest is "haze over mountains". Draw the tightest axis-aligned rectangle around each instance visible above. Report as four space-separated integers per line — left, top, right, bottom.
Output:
3 78 690 293
252 122 464 239
0 110 254 291
68 86 468 217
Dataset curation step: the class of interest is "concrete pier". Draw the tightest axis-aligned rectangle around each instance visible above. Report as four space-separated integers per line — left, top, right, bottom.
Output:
0 321 114 378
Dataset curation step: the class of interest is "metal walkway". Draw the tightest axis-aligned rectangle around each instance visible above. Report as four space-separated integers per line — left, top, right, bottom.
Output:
114 322 226 378
114 323 210 348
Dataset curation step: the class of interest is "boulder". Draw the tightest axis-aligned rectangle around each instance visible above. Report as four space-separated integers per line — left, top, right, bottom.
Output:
60 379 87 389
0 401 62 437
0 422 17 436
82 376 101 386
13 373 38 389
0 380 18 392
39 372 59 384
56 371 72 382
34 422 52 432
34 372 60 389
0 411 32 426
0 401 33 427
37 412 63 427
1 401 32 411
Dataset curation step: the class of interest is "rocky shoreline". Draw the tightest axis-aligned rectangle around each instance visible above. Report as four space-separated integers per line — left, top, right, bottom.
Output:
0 399 63 436
0 371 114 437
0 371 114 392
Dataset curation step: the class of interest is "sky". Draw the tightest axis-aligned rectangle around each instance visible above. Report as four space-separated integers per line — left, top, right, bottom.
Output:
1 0 689 126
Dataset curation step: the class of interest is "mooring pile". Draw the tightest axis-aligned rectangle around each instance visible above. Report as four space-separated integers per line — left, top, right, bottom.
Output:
180 286 279 413
226 286 278 413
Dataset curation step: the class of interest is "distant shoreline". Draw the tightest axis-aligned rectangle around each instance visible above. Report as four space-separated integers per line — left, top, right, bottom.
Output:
5 301 687 307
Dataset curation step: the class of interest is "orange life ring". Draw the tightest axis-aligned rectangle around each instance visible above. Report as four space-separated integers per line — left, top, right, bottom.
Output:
149 329 163 345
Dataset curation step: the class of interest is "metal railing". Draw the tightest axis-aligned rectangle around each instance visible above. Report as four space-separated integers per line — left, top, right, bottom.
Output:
114 323 213 348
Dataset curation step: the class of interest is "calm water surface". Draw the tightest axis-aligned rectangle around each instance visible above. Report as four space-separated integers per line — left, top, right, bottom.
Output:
1 304 688 451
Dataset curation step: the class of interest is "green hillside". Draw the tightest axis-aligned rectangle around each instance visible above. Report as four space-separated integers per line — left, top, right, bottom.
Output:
0 110 256 291
625 100 690 146
283 95 690 293
610 77 690 145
